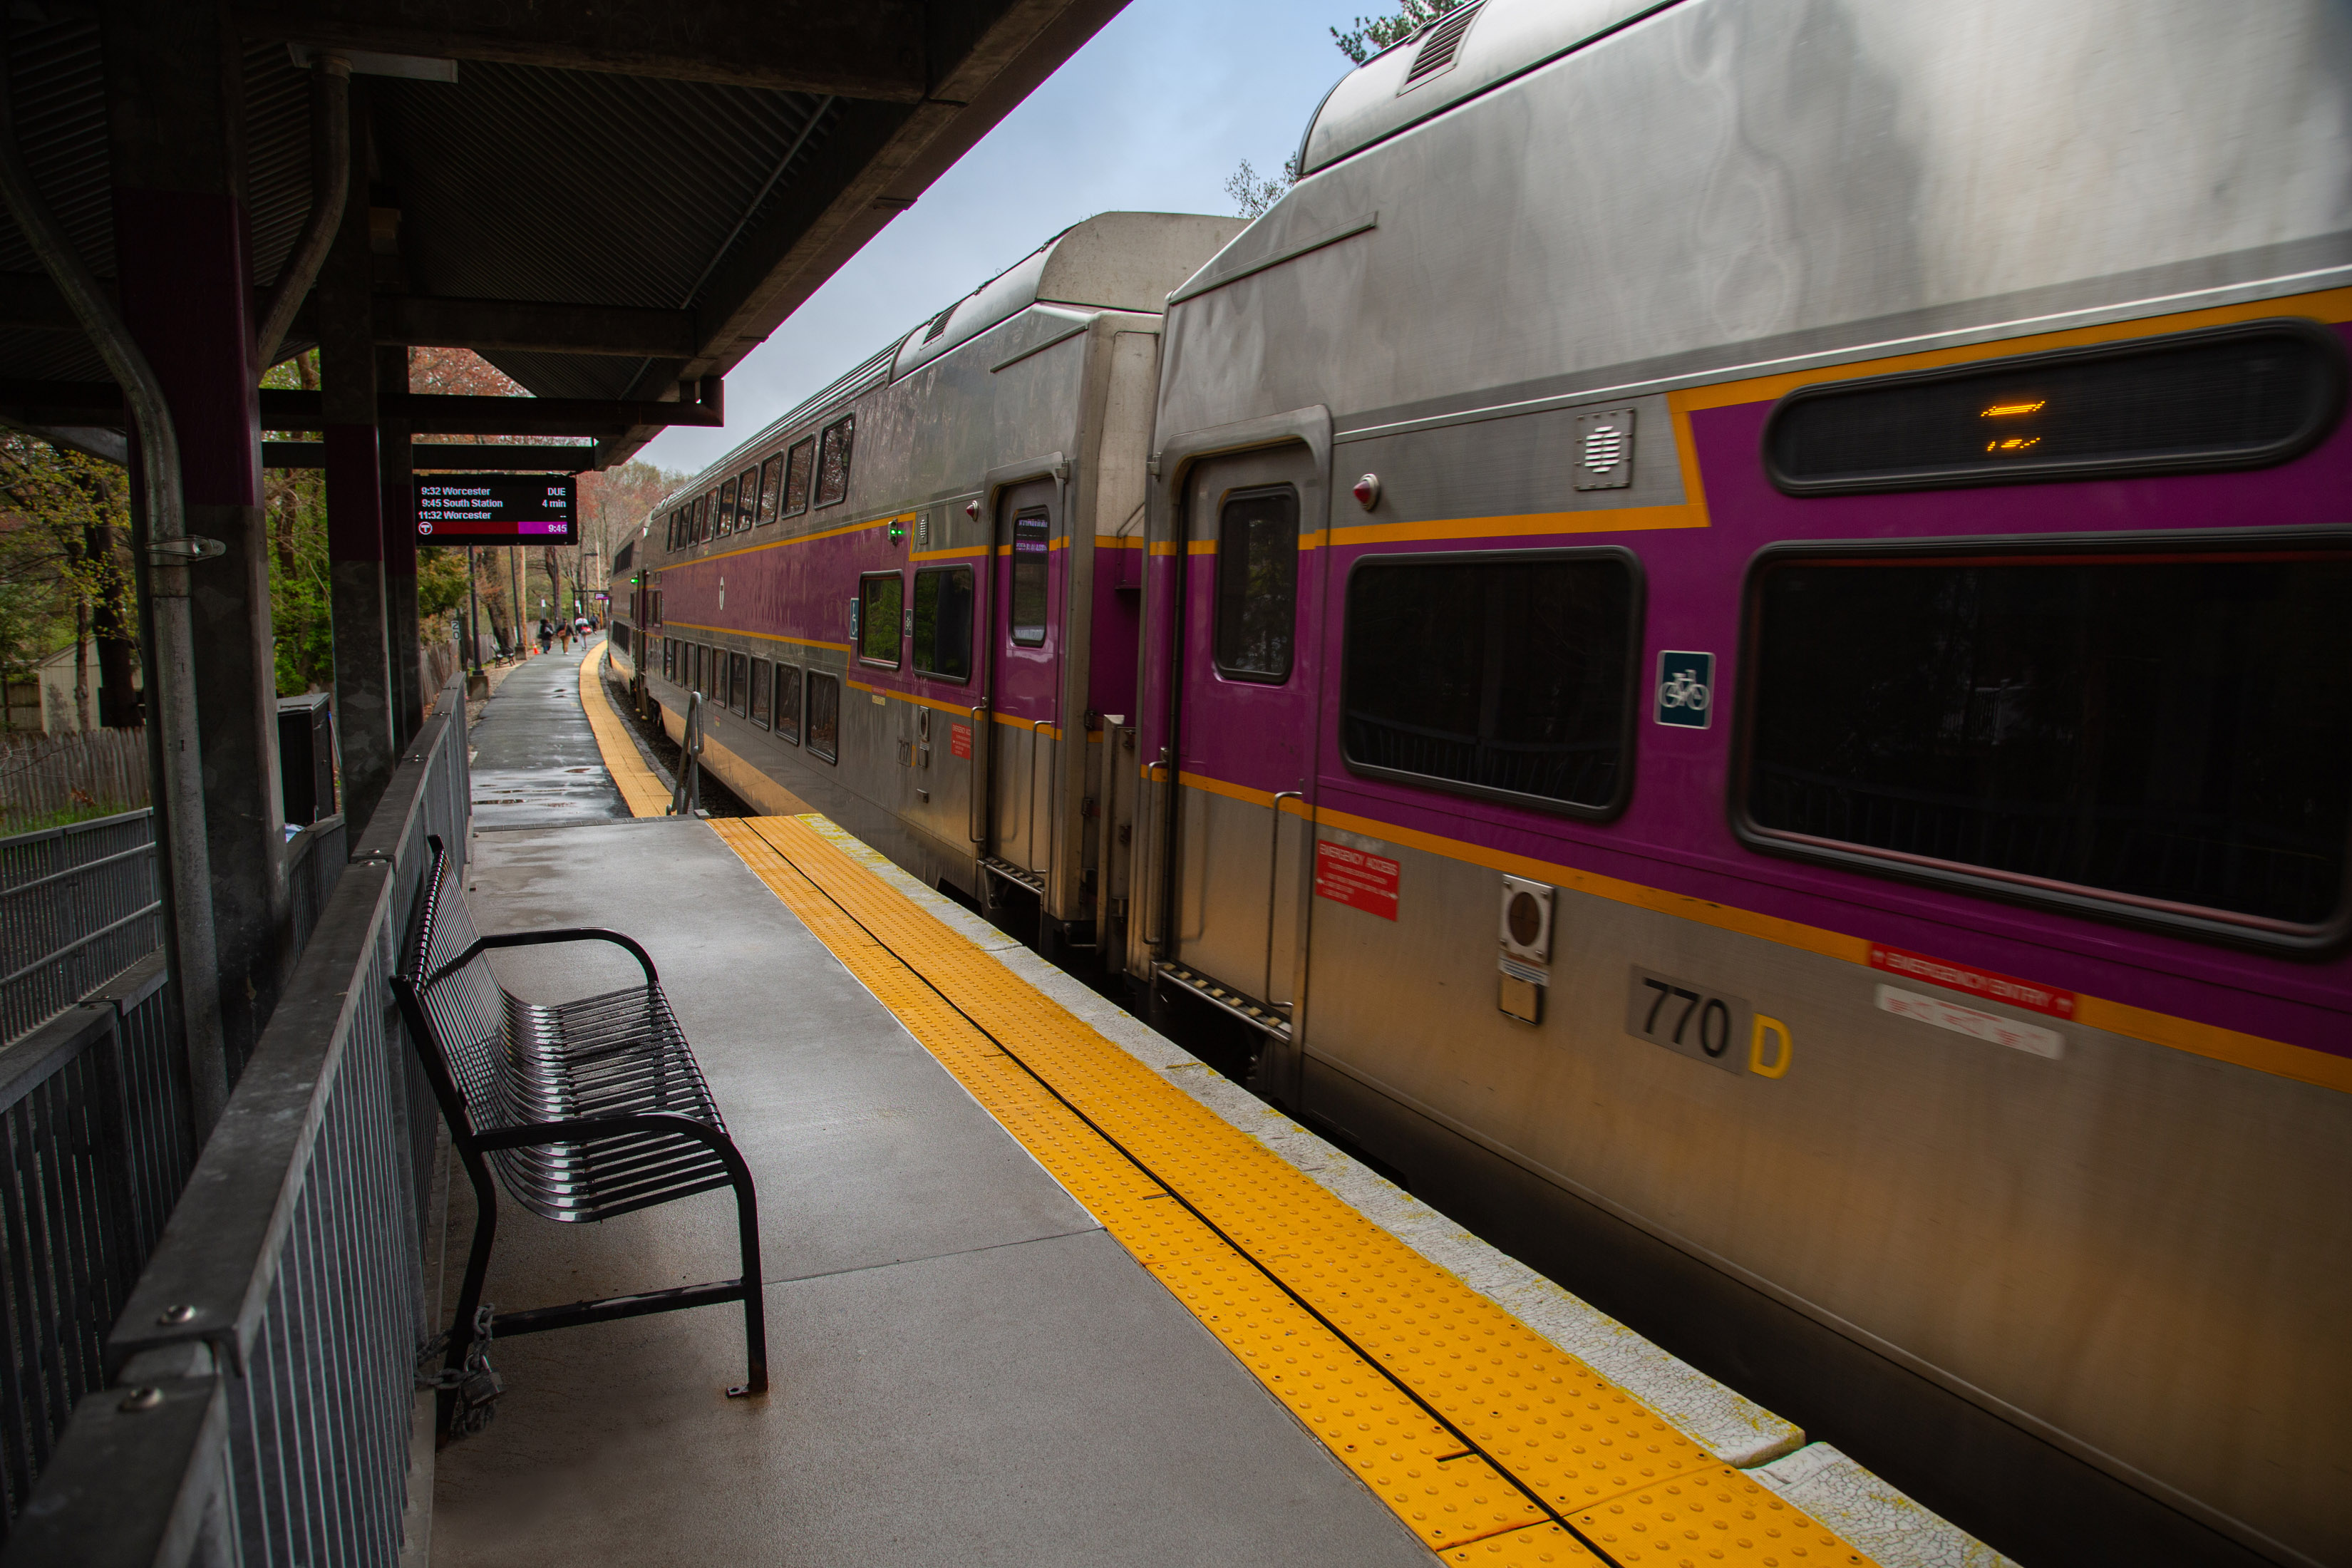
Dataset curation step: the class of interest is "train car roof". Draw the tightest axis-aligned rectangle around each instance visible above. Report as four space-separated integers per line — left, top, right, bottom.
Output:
1296 0 1673 176
651 210 1243 511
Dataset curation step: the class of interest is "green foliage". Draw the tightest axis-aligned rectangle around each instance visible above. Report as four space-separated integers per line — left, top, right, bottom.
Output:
0 433 133 721
417 547 469 628
1224 155 1300 220
1330 0 1468 65
264 463 335 697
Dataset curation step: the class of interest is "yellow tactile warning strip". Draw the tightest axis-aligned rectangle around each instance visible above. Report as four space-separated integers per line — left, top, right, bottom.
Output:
713 813 1872 1568
577 644 671 817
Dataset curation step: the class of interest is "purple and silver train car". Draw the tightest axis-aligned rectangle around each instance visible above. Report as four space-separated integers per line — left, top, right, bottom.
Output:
629 212 1241 937
1131 1 2351 1564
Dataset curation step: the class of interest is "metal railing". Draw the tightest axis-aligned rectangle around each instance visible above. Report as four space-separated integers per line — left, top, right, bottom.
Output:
0 954 181 1541
1 676 470 1568
0 810 161 1046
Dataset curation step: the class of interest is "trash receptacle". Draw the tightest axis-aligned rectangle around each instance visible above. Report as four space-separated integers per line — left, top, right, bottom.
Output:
277 693 336 826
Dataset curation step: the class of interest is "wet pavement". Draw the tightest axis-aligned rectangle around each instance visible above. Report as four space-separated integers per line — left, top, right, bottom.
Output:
468 639 629 830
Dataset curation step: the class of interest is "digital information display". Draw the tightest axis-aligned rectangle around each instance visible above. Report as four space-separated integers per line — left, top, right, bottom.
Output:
415 475 577 543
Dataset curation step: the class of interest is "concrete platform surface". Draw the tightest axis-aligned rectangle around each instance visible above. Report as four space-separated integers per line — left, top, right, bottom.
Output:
467 644 627 829
429 815 1431 1568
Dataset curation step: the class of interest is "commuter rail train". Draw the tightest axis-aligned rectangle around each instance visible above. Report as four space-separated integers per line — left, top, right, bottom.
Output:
612 4 2352 1564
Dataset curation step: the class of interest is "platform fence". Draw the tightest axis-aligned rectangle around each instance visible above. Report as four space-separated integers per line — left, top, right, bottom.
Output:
0 677 468 1568
0 810 161 1047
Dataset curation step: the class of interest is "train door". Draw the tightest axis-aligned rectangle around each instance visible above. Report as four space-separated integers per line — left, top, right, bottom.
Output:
1162 442 1325 1076
981 477 1061 902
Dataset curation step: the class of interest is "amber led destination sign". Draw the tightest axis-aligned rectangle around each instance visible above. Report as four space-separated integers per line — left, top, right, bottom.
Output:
414 475 577 543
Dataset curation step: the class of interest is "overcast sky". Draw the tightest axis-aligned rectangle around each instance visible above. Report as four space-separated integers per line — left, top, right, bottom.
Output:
636 0 1357 478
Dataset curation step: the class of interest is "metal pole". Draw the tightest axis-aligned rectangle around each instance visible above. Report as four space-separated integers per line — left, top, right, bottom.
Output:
510 548 524 654
466 545 482 673
0 39 226 1121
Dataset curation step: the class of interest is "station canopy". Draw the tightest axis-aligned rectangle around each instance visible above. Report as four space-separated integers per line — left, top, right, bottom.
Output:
0 0 1125 466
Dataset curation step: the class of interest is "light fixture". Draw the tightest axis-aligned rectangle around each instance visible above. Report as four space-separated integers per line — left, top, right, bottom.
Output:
1352 473 1380 510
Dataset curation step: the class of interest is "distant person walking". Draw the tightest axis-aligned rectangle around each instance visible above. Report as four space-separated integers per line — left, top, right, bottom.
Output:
537 618 553 654
557 619 573 654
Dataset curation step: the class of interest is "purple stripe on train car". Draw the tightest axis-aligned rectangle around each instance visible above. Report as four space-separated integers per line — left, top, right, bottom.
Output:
1262 368 2352 1058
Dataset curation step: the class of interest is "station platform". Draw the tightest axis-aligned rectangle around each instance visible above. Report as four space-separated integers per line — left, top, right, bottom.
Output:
415 646 2012 1568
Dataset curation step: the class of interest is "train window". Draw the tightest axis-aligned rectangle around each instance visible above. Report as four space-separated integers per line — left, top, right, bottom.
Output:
775 662 802 744
662 639 676 681
718 476 738 535
913 565 974 681
1214 485 1298 682
1739 540 2352 945
781 437 814 517
728 651 748 717
1341 550 1638 815
750 658 770 727
756 454 783 525
703 491 719 540
815 415 854 507
736 467 760 531
1009 510 1051 646
1764 319 2346 495
714 646 733 708
806 671 840 763
858 572 902 666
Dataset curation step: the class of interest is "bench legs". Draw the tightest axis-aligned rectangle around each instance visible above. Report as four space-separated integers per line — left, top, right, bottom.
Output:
437 1129 770 1442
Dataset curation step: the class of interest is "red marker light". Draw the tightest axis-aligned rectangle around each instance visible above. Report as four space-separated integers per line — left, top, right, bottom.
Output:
1352 473 1381 510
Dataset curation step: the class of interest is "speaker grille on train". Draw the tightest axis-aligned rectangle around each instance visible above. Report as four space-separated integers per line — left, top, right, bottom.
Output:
1401 3 1482 90
1763 319 2346 495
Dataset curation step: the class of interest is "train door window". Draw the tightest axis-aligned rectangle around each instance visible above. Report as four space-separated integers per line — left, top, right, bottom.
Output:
718 476 738 535
1342 550 1638 815
775 662 802 743
728 651 748 716
815 415 855 507
662 639 675 680
912 565 974 680
781 437 814 517
1009 510 1051 646
858 572 902 666
806 671 840 762
750 657 771 727
755 454 783 525
1740 542 2352 944
1214 485 1298 681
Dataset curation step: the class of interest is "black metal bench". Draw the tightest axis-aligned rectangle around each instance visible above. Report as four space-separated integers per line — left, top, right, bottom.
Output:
393 835 766 1437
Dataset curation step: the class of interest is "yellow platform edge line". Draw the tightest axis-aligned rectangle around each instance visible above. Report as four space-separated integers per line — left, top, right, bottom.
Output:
706 820 1571 1560
713 814 1875 1568
577 643 672 817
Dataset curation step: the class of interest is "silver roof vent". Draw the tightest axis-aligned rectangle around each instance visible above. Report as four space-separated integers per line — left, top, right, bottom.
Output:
1400 4 1482 92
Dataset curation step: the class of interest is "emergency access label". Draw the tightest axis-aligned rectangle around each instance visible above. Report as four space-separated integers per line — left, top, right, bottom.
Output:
1867 944 2075 1018
1315 840 1398 921
949 723 972 759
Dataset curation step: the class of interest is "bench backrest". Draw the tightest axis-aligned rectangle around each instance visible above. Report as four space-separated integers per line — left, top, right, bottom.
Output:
397 837 513 1140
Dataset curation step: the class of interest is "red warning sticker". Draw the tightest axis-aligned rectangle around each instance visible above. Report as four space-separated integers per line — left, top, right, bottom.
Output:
1315 840 1399 921
949 723 972 759
1868 943 2075 1019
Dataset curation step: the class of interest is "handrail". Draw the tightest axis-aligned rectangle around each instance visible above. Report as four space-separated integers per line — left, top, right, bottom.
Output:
966 701 989 844
1031 718 1053 908
1 675 471 1568
1264 790 1303 1006
669 691 706 815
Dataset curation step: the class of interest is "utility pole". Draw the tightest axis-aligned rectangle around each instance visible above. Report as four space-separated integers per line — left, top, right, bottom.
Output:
465 545 481 674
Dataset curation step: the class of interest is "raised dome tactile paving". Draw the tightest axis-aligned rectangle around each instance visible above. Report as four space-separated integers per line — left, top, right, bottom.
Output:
713 815 1877 1568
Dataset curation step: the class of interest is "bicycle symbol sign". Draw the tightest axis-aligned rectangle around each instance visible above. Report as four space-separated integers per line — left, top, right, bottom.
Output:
1655 651 1714 729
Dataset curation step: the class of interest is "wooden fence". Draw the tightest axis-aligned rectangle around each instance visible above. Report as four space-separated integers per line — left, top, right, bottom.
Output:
0 728 150 830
